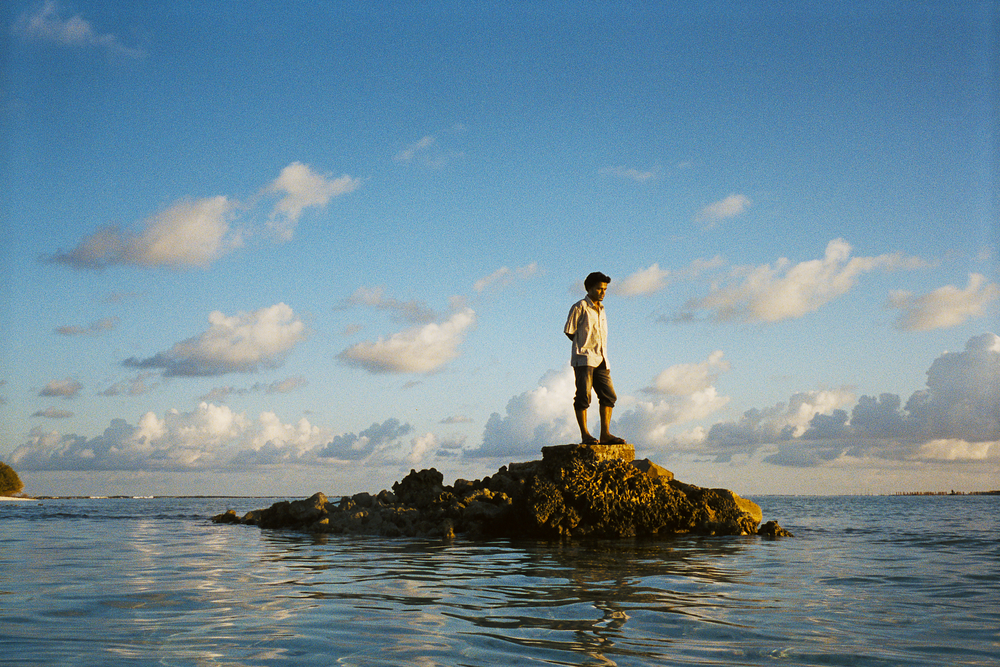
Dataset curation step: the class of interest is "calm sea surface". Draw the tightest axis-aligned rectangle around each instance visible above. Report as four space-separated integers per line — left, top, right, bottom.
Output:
1 495 996 666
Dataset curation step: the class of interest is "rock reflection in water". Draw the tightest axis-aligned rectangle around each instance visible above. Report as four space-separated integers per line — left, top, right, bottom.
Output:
254 531 758 664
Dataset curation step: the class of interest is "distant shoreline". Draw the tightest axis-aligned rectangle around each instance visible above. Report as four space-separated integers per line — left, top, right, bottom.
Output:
0 495 291 501
891 490 1000 496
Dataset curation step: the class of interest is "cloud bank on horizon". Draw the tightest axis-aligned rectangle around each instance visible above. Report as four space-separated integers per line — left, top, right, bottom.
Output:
3 1 997 494
11 333 998 476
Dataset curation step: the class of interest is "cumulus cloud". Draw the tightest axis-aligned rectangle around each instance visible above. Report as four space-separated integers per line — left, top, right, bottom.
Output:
697 388 858 463
337 308 476 374
11 403 336 471
48 163 358 270
408 433 439 465
123 303 307 377
887 273 999 331
642 351 730 396
612 352 733 446
55 316 119 336
615 388 732 449
615 264 672 297
32 407 74 419
676 239 924 323
598 166 658 182
39 378 82 398
615 257 725 297
314 418 413 461
14 1 144 58
689 333 999 466
473 263 538 293
340 286 437 323
471 367 579 458
48 196 240 270
696 194 751 228
266 162 361 240
470 353 734 458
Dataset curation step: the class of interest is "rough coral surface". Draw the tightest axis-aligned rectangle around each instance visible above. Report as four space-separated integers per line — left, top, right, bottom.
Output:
213 445 788 539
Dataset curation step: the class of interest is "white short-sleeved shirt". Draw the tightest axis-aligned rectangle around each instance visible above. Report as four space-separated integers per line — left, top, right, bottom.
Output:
564 296 608 368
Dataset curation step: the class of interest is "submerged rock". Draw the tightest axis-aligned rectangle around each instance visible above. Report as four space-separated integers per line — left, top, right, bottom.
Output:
213 443 790 539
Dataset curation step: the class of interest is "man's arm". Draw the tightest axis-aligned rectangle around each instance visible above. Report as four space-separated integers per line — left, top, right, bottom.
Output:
564 301 581 341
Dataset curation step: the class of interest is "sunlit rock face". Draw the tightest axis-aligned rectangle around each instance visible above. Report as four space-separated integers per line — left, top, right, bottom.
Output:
214 443 787 539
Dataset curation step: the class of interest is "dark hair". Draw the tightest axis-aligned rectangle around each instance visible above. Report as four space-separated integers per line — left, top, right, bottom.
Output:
584 271 611 291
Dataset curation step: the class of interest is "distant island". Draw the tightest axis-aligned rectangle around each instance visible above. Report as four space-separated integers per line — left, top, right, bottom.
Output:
891 490 1000 496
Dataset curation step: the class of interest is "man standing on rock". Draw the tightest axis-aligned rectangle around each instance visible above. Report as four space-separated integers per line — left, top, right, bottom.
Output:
564 271 626 445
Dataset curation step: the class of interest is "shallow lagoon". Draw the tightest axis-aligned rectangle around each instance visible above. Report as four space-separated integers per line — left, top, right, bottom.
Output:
2 495 996 666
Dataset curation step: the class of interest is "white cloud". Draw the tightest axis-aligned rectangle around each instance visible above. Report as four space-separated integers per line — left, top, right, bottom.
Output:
696 194 752 227
598 166 658 182
130 197 241 267
612 351 733 446
14 0 144 58
473 263 538 292
267 162 361 240
679 239 924 323
616 264 672 296
616 256 725 297
408 432 439 464
472 367 579 458
887 273 1000 331
337 308 476 374
123 303 307 377
693 333 999 467
616 387 732 448
39 378 82 398
696 388 858 462
10 403 334 471
49 163 358 270
340 286 437 323
49 196 240 270
641 351 730 396
916 439 994 461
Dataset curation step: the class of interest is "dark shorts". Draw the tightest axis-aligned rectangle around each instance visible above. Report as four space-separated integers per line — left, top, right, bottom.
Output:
573 361 616 410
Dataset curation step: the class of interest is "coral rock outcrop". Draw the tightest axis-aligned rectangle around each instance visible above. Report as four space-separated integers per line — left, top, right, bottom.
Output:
213 443 790 539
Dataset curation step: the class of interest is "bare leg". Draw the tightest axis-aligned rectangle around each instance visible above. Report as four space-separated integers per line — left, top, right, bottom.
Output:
599 405 622 443
575 408 596 443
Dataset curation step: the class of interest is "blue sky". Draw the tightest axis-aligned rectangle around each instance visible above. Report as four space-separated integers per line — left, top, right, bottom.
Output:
2 0 997 497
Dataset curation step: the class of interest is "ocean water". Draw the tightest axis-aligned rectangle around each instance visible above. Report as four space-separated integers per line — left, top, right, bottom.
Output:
1 495 997 667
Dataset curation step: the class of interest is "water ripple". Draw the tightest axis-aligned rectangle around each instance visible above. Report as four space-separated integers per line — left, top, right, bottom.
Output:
1 496 997 666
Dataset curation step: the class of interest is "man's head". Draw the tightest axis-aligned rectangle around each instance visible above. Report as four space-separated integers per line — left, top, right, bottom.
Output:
584 271 611 302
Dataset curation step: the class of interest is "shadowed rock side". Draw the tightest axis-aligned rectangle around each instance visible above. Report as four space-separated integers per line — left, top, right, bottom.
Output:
213 443 792 539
